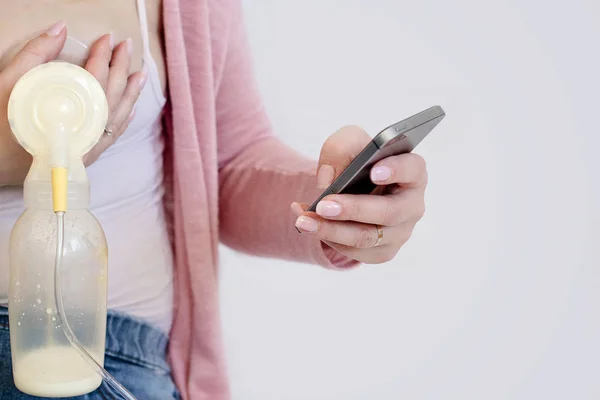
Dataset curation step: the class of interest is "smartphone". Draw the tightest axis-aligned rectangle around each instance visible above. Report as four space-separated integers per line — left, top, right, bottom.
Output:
306 105 446 213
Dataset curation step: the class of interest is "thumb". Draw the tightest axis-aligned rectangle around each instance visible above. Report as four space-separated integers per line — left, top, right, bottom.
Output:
1 21 67 87
316 125 372 189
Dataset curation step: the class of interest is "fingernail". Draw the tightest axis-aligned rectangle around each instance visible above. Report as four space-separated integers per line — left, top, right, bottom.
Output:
371 166 392 182
316 200 341 217
139 64 148 89
128 108 136 121
125 37 132 56
46 21 66 37
108 33 115 49
295 216 318 233
317 164 335 189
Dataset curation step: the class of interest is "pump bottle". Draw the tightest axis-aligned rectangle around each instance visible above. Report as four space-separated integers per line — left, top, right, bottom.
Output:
7 61 109 397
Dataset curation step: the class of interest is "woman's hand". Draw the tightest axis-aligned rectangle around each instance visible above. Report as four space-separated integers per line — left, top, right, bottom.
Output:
292 126 428 264
0 22 68 185
0 21 146 186
82 32 147 165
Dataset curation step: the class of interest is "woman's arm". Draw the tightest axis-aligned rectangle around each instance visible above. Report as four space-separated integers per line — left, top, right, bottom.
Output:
215 1 357 269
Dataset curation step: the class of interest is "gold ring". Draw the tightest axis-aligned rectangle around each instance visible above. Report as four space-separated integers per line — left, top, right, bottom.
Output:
373 225 384 247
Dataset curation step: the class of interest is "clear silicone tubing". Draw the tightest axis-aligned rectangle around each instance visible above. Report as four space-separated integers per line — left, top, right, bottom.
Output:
54 212 138 400
40 35 138 399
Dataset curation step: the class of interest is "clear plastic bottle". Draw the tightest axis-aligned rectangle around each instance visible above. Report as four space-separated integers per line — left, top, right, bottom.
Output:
7 61 109 397
9 208 107 397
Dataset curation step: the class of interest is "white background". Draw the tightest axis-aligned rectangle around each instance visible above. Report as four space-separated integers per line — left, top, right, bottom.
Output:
219 1 599 399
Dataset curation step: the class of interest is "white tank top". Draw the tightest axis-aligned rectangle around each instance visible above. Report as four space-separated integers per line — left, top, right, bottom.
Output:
0 0 174 333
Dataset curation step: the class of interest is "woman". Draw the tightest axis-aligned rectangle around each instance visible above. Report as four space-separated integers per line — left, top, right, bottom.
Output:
0 0 428 399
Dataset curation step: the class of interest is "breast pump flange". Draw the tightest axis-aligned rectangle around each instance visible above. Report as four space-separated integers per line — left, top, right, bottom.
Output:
8 61 107 171
7 61 137 399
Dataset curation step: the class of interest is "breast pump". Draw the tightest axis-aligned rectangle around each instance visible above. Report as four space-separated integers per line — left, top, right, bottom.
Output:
7 51 138 398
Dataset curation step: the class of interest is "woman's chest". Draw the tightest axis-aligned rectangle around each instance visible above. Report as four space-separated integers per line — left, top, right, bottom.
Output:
0 0 166 94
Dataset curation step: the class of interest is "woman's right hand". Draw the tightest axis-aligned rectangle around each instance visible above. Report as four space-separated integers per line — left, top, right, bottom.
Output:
0 21 147 186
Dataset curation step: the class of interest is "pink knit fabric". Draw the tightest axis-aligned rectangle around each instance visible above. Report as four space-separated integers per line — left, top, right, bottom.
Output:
162 0 358 398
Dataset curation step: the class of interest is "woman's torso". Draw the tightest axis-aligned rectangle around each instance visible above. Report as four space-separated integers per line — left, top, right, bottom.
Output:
0 0 166 89
0 0 175 333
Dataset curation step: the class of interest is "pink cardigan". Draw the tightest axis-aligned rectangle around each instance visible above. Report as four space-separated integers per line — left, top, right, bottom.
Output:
162 0 358 398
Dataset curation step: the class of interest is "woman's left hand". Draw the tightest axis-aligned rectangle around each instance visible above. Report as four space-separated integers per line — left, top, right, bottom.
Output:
292 126 428 264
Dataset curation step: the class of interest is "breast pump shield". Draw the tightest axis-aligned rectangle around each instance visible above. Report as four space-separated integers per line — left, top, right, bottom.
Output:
7 62 136 399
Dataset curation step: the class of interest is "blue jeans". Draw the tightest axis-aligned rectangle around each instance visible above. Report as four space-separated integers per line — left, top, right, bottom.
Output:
0 307 181 399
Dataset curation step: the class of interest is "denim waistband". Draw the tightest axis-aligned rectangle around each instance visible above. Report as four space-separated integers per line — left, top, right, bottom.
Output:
0 306 170 373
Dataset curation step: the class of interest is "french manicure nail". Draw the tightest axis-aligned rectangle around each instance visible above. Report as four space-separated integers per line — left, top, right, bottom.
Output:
371 166 392 182
108 33 115 49
316 200 341 217
128 108 136 121
295 216 319 233
46 21 66 37
317 164 335 189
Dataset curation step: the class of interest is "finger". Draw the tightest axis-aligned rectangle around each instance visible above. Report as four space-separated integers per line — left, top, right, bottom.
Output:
105 38 132 119
295 212 391 249
0 21 67 88
109 67 147 132
316 125 372 189
313 189 425 226
89 67 145 162
83 108 135 166
324 238 404 265
290 202 306 217
84 34 113 91
370 153 428 189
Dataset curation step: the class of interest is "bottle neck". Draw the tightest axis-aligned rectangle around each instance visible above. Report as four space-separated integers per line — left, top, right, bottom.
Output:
23 158 90 210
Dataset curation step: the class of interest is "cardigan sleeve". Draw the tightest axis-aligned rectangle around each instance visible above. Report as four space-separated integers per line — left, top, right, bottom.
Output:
214 1 358 270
